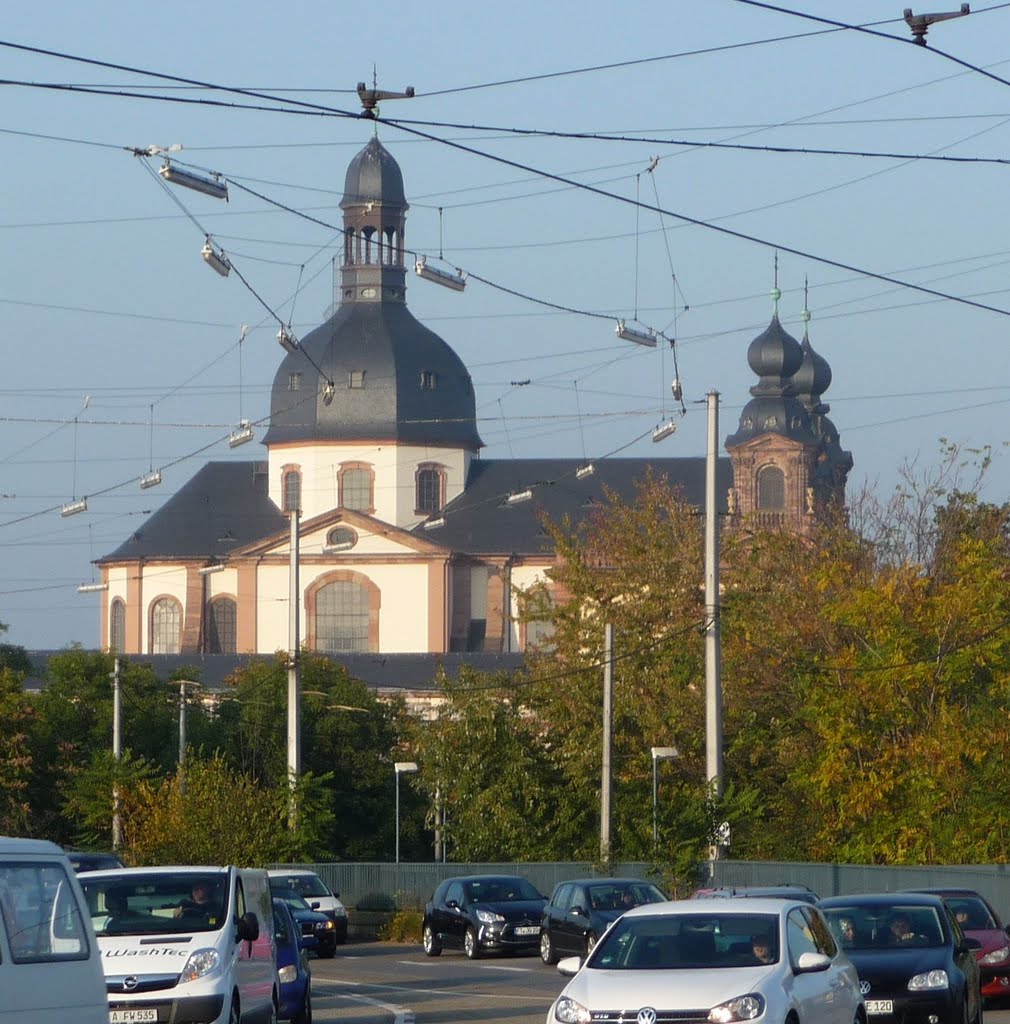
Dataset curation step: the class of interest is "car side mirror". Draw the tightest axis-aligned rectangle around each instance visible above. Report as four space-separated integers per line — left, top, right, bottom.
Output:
446 899 459 910
795 951 831 974
964 936 982 950
557 955 581 977
236 911 260 943
333 892 340 899
571 905 586 916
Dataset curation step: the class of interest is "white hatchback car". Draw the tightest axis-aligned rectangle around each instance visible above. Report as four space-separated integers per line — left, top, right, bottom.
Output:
547 897 864 1024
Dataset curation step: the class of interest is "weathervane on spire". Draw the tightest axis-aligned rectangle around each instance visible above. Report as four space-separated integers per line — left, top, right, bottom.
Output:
801 276 811 339
771 252 781 317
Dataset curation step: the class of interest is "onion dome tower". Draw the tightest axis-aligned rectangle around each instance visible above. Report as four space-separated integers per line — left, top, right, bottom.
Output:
263 136 482 452
725 273 826 532
790 288 852 510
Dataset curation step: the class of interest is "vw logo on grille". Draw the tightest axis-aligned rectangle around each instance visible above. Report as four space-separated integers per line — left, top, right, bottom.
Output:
859 981 871 995
123 976 139 991
637 1008 658 1024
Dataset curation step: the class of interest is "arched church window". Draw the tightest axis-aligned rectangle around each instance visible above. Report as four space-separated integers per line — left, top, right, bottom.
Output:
316 580 371 653
757 466 785 510
206 596 236 654
338 463 374 513
416 464 445 514
150 597 182 654
110 598 125 654
282 468 301 514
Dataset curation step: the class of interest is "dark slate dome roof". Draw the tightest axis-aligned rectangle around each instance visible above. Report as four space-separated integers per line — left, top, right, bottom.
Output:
792 335 832 412
341 137 406 208
262 302 483 449
725 394 817 447
747 315 804 390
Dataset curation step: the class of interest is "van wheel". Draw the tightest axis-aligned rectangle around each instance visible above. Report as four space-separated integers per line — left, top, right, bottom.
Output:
228 996 240 1024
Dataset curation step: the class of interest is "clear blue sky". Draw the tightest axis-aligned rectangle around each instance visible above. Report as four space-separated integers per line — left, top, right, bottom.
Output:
3 1 1009 649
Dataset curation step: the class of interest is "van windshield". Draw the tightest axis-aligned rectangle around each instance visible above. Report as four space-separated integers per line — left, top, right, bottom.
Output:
80 872 228 936
270 874 329 899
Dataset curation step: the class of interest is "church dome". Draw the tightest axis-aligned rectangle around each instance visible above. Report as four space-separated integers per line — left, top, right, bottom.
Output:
747 315 804 389
341 137 406 209
791 335 832 413
262 302 483 450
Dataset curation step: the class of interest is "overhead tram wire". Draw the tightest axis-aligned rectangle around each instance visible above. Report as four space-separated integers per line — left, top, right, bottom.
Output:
730 0 1010 94
375 114 1010 321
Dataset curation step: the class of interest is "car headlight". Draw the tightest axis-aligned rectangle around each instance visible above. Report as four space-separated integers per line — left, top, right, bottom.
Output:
278 964 297 984
476 908 504 924
709 994 765 1022
553 995 591 1024
316 919 335 931
908 969 949 991
982 947 1010 966
180 948 220 983
332 906 348 918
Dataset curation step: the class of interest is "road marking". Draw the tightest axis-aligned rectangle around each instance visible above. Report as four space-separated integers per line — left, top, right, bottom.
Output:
478 964 535 972
315 978 546 1004
316 984 415 1024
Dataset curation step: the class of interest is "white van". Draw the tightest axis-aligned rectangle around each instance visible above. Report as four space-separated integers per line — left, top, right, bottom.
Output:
0 836 108 1024
78 865 277 1024
267 868 348 948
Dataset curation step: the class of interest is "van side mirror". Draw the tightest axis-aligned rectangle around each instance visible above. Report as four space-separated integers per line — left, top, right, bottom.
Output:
237 912 260 942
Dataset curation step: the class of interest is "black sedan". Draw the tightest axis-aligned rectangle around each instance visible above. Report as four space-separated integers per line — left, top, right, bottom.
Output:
273 886 337 957
422 874 546 959
539 877 667 963
820 892 982 1024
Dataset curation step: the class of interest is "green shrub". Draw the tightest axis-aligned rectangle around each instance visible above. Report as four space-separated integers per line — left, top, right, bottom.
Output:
380 909 422 943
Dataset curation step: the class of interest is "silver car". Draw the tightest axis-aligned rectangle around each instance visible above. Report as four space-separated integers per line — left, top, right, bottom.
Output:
546 897 864 1024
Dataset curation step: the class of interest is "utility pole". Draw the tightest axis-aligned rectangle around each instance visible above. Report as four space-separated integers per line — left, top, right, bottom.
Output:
111 657 122 850
705 391 724 872
178 680 199 796
287 508 301 829
600 623 614 869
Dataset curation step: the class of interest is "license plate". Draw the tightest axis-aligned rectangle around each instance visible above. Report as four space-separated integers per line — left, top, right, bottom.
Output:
865 1000 893 1015
514 926 539 936
110 1010 158 1023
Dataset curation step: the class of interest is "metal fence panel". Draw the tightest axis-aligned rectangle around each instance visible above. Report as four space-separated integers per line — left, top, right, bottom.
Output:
270 860 1010 917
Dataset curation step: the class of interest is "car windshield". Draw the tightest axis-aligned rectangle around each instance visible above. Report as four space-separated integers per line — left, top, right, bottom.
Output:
589 912 780 970
274 888 313 912
822 904 945 950
587 882 667 911
272 903 295 944
464 878 542 903
945 896 997 931
79 872 228 936
271 874 329 899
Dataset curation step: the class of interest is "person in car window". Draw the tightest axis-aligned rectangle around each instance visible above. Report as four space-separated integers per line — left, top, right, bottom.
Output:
175 882 215 919
887 914 917 944
838 917 856 946
752 934 775 964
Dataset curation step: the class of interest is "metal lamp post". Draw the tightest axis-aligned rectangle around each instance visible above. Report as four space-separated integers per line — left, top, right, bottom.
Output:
394 762 419 864
651 746 679 849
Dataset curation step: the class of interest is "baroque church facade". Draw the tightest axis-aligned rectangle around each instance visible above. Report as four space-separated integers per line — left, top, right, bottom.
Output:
95 138 851 658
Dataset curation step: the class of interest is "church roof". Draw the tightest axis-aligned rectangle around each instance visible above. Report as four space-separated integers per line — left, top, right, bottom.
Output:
99 461 286 562
417 457 733 555
262 302 482 449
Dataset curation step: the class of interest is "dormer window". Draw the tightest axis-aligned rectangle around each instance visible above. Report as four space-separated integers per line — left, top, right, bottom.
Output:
348 370 365 389
419 370 437 390
288 372 302 391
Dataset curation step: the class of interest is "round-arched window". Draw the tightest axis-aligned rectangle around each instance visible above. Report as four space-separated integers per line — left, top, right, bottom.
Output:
326 526 357 551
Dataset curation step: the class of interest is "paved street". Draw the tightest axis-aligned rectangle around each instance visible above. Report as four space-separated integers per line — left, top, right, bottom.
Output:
304 942 1010 1024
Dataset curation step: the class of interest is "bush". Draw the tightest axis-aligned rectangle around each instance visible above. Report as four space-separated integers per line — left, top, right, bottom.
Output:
380 909 422 943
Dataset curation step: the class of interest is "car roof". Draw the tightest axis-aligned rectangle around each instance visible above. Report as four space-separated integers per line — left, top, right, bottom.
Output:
820 892 946 908
902 888 986 898
443 874 533 883
0 837 64 857
623 896 808 917
554 877 659 887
